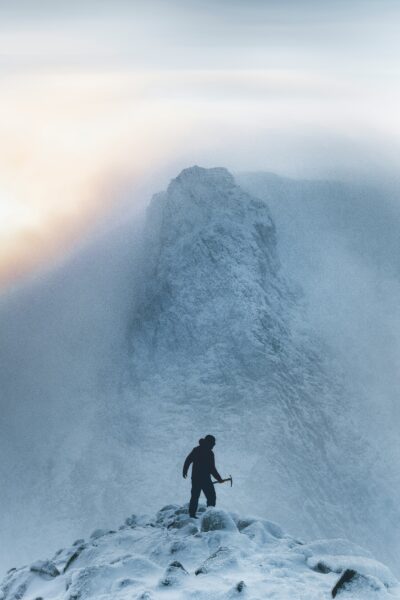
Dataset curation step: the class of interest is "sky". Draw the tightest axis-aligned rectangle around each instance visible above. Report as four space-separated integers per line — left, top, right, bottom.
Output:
1 0 400 287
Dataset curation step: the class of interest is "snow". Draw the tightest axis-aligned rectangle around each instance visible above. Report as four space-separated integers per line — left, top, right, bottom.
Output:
1 165 399 576
1 505 398 600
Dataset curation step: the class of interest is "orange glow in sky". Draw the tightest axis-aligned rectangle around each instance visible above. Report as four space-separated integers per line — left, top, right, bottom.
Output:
1 59 400 289
0 70 194 287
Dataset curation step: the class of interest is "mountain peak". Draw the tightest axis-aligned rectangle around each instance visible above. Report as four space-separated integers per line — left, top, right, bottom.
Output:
170 165 235 190
2 504 397 600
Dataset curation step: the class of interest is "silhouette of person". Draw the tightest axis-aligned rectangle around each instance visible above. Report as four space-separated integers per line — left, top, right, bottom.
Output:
183 434 223 518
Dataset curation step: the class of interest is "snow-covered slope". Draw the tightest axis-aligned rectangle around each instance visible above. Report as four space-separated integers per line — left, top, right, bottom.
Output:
121 167 399 566
1 166 399 576
1 504 399 600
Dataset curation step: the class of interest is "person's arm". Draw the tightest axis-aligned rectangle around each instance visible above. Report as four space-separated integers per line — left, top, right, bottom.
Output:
210 451 223 483
183 450 194 478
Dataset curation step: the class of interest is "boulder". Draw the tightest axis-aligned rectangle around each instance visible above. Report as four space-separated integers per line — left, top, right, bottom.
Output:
241 521 276 545
201 508 238 532
30 561 59 579
311 560 332 574
195 546 238 575
63 546 86 573
125 514 138 527
306 554 395 586
234 580 246 593
89 528 109 540
332 569 384 597
159 561 188 587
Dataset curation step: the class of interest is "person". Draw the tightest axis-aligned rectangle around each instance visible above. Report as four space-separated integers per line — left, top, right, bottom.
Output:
182 434 224 518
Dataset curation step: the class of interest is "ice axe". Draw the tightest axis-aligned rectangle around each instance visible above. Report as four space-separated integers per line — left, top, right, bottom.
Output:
212 475 233 487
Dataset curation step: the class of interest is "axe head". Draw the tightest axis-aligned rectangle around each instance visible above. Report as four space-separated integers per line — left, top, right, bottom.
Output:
228 475 233 487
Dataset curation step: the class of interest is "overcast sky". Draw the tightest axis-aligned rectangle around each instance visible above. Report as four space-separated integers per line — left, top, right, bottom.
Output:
1 0 400 286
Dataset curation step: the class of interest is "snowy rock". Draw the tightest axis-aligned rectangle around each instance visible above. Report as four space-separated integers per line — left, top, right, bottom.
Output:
1 510 399 600
125 514 138 527
307 554 396 587
30 560 59 578
0 506 400 600
240 520 276 544
89 528 109 540
159 561 189 586
195 546 239 575
201 508 238 532
111 577 139 591
331 568 385 597
231 580 246 594
300 538 373 559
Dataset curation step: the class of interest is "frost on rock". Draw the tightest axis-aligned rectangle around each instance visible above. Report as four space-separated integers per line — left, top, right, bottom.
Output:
159 560 189 586
200 508 238 532
29 561 59 579
332 569 386 598
1 505 399 600
122 165 400 574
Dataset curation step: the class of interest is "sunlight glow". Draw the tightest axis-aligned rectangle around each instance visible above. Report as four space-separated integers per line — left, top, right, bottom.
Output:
1 63 400 288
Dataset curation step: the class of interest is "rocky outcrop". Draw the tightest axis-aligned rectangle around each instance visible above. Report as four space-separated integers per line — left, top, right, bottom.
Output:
1 505 398 600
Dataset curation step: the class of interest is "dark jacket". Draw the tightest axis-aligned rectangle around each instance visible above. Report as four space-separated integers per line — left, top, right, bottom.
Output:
183 444 223 482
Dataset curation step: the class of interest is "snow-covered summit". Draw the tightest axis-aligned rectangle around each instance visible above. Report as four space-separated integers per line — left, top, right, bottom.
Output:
2 504 398 600
1 166 398 577
124 166 398 569
171 165 236 189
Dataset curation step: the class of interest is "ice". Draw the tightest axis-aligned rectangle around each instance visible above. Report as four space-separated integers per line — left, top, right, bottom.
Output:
1 505 399 600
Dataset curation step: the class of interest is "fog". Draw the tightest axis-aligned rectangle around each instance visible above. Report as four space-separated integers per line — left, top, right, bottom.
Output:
1 0 400 581
239 174 400 447
0 166 400 576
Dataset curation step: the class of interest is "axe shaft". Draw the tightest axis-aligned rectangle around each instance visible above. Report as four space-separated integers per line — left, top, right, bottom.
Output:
212 476 232 486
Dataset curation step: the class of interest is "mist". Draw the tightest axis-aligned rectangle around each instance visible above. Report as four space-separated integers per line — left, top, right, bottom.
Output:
0 164 399 576
239 173 400 433
0 204 147 573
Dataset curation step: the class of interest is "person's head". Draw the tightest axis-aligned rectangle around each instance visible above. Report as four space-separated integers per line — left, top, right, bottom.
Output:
199 434 216 449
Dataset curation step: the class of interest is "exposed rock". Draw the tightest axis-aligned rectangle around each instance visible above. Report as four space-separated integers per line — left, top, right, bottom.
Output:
306 554 395 586
332 568 384 597
311 560 332 574
63 547 86 573
125 514 138 527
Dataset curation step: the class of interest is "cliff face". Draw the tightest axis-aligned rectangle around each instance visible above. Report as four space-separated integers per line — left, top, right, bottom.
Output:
131 166 283 375
125 167 396 564
1 166 398 577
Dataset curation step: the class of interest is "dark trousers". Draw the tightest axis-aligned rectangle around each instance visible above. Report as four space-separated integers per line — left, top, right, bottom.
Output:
189 477 216 517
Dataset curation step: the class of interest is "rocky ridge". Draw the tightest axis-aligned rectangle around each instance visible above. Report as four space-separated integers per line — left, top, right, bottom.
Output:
1 504 399 600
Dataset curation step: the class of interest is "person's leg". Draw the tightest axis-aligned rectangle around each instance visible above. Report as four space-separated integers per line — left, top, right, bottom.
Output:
189 480 201 517
202 478 216 507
